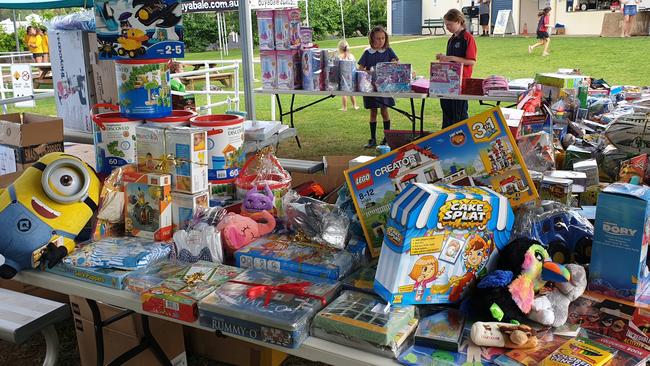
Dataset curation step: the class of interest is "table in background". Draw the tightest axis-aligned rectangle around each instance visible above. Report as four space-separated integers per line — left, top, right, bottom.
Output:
429 92 521 107
14 270 401 366
255 89 429 148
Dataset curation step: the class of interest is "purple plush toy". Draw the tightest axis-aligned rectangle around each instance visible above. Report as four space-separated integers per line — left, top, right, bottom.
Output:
242 185 274 214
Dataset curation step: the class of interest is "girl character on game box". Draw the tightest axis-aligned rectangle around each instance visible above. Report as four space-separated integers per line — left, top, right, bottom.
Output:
448 235 491 302
409 256 445 302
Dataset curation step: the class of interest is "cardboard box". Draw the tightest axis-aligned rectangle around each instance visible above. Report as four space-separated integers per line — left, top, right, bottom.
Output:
87 32 118 106
69 295 187 366
290 155 356 199
0 113 63 147
345 108 538 257
534 73 585 89
171 190 210 230
589 183 650 305
10 141 64 164
124 172 173 241
186 327 287 366
429 62 462 95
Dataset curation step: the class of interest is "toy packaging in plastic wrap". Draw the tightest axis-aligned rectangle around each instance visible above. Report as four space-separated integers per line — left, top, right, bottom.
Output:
94 0 184 60
61 237 171 270
273 8 301 50
373 183 514 305
618 154 648 183
312 290 416 346
93 164 138 241
321 49 339 91
345 108 535 257
171 191 209 231
234 235 354 280
260 50 277 89
124 260 188 293
141 261 243 322
539 337 614 366
198 269 340 348
589 183 650 304
375 62 411 93
415 308 465 351
429 62 462 95
342 262 378 294
276 50 301 90
124 171 173 240
284 193 350 250
515 131 555 173
605 111 650 156
302 48 321 91
356 70 374 93
256 10 274 50
539 176 573 205
339 60 356 92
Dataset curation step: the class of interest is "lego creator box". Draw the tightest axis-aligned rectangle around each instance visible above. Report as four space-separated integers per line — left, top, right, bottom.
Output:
94 0 184 60
198 269 340 349
375 62 411 93
373 183 514 305
429 62 462 95
234 236 354 280
345 108 536 257
171 190 209 231
589 183 650 304
165 127 209 194
124 172 173 241
141 262 243 322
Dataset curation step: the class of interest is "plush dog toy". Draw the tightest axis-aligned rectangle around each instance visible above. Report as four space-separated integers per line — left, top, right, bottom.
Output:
0 153 101 278
470 322 538 349
470 238 570 323
216 211 276 252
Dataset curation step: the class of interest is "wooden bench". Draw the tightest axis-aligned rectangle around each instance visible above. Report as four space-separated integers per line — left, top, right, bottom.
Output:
181 73 234 90
32 66 52 89
422 18 446 35
0 288 70 366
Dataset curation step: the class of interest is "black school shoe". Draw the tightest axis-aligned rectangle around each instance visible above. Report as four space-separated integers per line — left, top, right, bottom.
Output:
364 139 377 148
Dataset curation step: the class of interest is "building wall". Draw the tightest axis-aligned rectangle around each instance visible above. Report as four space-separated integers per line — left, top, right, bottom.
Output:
420 0 471 34
554 4 608 35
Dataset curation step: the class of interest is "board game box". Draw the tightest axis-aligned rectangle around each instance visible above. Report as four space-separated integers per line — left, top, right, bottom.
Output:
345 108 538 257
415 308 465 351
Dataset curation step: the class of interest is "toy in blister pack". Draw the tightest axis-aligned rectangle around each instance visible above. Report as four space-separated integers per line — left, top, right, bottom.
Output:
345 108 536 257
373 183 514 305
513 201 593 264
94 0 183 60
375 62 411 93
284 191 350 250
516 132 555 173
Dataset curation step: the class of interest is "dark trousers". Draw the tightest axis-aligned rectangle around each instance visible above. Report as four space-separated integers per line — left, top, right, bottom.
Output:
440 99 469 129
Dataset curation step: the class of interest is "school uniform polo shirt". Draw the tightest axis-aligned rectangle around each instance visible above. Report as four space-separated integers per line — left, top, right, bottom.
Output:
446 29 477 79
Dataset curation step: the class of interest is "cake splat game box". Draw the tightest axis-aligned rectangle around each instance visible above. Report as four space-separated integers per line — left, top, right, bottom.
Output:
345 108 537 257
374 183 514 305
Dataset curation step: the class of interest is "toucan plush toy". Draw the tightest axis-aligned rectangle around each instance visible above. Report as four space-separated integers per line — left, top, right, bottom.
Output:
469 238 573 324
0 153 100 279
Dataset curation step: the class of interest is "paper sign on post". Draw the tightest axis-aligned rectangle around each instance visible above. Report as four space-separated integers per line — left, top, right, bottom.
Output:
10 64 34 108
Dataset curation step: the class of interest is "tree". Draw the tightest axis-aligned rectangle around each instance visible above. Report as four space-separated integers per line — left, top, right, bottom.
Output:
183 13 221 52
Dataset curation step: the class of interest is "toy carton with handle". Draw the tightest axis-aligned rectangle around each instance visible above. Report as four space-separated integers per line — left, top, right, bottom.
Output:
374 183 514 305
345 107 536 257
589 183 650 304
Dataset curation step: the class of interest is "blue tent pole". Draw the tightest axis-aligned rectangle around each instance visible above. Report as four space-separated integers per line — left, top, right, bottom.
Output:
13 10 20 53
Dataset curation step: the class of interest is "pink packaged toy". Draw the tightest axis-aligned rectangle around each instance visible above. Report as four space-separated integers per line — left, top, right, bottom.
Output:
256 10 274 51
429 62 463 95
276 50 301 90
274 8 301 50
260 51 277 90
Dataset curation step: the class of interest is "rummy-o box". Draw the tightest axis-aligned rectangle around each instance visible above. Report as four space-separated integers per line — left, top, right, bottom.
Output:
345 108 537 257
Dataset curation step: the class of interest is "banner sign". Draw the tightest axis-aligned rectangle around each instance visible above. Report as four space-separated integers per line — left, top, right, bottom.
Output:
181 0 298 13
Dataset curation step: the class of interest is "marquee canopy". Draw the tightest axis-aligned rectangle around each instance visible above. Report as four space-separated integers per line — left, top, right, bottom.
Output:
0 0 92 10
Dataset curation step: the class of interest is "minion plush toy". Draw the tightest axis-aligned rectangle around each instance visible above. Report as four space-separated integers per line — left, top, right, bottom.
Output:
0 153 100 279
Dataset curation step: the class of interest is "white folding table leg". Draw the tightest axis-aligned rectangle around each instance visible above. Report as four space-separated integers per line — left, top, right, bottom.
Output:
41 325 59 366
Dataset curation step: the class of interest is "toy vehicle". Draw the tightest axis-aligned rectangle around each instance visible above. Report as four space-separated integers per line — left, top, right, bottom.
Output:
133 0 180 27
129 194 154 225
530 210 593 264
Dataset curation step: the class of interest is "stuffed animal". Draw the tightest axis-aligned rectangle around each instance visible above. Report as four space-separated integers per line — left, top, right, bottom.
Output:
0 153 101 278
470 238 570 323
241 185 274 215
470 322 538 349
527 263 587 327
216 211 276 252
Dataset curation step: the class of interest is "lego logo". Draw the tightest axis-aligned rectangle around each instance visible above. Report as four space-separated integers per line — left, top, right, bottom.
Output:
352 170 373 190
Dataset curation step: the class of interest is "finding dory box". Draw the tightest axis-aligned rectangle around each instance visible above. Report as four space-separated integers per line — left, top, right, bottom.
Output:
345 108 537 257
94 0 184 60
374 183 514 305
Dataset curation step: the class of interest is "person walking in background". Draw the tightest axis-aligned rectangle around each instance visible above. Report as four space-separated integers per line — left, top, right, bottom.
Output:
25 26 43 63
528 7 552 57
337 40 359 111
621 0 640 37
39 27 49 63
479 0 491 36
358 26 398 148
436 9 477 128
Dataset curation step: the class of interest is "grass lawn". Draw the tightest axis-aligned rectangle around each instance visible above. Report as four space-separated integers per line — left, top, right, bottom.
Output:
5 35 650 160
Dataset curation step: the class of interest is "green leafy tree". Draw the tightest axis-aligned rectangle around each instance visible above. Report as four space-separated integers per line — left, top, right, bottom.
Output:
183 13 221 52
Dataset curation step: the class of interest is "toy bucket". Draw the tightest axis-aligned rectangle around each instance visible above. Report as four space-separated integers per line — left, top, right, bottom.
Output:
92 103 143 174
146 110 197 128
115 59 172 119
190 114 245 183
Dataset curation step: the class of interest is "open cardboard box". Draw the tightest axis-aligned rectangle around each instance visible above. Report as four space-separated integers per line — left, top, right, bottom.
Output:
0 113 63 147
290 155 356 203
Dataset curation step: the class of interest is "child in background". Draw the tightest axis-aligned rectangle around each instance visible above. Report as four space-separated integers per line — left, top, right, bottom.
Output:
436 9 477 128
528 7 552 56
358 26 398 148
25 26 43 63
337 40 359 111
170 61 186 92
39 27 49 63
